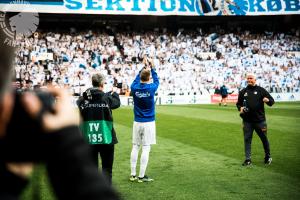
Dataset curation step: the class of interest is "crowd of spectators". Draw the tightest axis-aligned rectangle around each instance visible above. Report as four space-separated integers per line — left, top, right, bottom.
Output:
14 26 300 96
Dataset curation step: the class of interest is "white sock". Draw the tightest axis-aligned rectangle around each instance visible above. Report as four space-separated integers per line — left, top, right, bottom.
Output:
139 145 151 178
130 144 140 176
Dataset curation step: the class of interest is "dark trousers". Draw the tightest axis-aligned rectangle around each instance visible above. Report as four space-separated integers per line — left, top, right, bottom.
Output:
243 121 270 160
91 144 114 185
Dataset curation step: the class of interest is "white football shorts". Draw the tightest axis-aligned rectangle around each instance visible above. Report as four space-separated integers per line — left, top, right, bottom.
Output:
132 121 156 145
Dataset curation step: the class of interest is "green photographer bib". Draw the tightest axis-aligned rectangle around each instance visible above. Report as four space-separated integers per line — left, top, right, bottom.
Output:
81 120 113 144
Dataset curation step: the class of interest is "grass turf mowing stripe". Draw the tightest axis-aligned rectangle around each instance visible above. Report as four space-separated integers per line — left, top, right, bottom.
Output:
113 124 300 200
21 103 300 200
113 105 300 179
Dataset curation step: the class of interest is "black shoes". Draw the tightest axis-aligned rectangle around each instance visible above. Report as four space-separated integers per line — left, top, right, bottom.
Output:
129 175 137 182
242 158 272 166
242 159 252 166
138 175 154 183
264 157 272 165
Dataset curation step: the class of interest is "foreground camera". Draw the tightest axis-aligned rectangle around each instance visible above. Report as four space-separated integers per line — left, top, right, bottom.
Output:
0 90 55 162
243 107 249 113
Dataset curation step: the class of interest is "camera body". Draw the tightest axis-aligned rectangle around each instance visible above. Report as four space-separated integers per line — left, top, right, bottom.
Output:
242 99 249 113
0 90 55 162
243 107 249 113
239 99 250 119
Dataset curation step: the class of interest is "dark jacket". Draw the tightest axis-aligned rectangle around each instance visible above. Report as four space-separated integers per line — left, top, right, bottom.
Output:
220 85 229 96
0 126 120 200
46 126 120 200
0 161 28 200
77 88 120 145
236 85 275 122
0 90 120 200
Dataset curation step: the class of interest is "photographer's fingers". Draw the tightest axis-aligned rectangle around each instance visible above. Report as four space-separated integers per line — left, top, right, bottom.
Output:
22 92 42 118
6 163 34 179
240 107 244 113
42 87 80 132
0 93 14 138
21 88 79 132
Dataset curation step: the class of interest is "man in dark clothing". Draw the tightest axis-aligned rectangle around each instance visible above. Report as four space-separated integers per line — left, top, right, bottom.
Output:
236 73 275 166
219 84 230 106
77 74 120 185
0 29 120 200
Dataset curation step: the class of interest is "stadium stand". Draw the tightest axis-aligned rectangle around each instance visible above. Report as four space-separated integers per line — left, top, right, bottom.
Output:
13 15 300 96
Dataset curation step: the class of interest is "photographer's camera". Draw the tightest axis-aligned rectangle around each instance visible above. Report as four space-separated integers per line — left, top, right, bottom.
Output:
0 89 55 162
243 107 249 113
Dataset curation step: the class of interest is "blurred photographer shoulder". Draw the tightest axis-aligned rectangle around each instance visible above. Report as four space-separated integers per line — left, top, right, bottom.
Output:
0 31 31 199
0 30 119 199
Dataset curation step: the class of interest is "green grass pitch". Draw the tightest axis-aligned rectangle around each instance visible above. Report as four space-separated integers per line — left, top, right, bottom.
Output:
23 102 300 200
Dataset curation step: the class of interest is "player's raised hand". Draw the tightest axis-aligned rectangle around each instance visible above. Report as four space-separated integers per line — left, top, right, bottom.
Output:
142 56 149 67
148 58 154 69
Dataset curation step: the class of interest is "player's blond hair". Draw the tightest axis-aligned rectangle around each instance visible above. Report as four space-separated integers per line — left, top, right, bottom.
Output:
140 69 150 82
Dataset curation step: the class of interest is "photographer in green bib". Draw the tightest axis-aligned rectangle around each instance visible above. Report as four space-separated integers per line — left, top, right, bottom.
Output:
78 74 120 185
